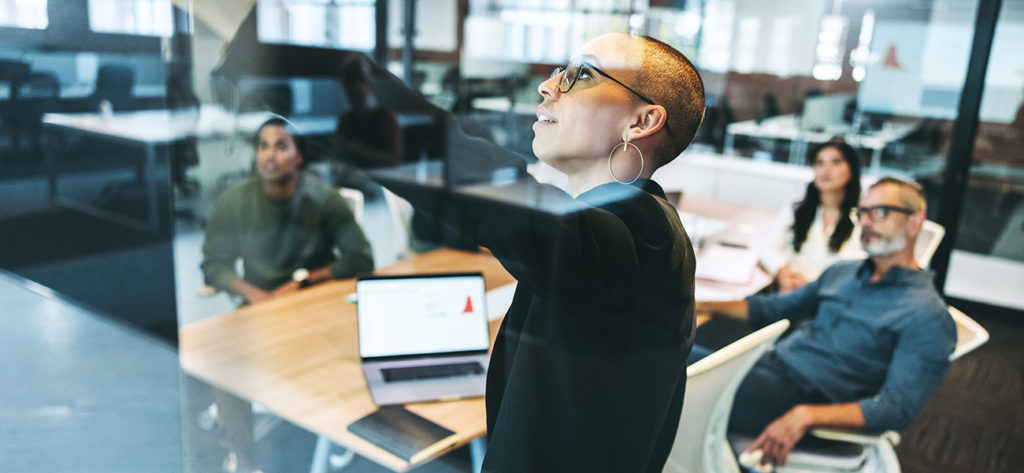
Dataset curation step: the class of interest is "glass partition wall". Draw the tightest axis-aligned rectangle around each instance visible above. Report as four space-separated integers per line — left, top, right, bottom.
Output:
944 0 1024 310
170 1 1021 472
2 0 1018 471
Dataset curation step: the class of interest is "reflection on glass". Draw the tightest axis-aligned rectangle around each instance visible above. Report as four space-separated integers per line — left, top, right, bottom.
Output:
0 0 47 29
88 0 173 36
945 0 1024 308
257 0 375 51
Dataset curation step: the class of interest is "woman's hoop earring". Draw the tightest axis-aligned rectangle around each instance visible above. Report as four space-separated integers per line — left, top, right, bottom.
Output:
608 139 644 185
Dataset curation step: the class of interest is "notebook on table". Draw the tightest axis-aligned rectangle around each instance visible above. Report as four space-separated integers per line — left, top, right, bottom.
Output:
347 406 458 463
356 272 491 406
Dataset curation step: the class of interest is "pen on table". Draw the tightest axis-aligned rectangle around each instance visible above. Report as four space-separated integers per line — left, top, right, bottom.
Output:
717 241 748 249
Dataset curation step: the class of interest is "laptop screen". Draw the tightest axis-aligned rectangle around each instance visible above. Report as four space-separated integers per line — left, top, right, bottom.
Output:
357 273 490 358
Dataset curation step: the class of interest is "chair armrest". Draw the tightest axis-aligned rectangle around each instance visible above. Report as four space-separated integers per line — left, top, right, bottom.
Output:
809 427 899 446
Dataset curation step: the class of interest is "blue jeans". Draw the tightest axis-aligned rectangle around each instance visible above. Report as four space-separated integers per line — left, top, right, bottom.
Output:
689 345 828 436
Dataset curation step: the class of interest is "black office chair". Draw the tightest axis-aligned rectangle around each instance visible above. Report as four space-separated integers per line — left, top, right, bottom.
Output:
694 94 735 152
89 64 136 112
0 60 31 149
14 72 60 152
758 93 781 123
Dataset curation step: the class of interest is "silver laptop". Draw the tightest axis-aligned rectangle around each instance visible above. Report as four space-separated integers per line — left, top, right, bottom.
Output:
356 272 490 405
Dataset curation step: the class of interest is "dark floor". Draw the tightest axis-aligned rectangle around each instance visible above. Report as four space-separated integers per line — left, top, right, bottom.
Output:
897 299 1024 473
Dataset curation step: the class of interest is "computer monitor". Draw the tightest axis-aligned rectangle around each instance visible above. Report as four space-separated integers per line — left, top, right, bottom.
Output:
800 93 854 131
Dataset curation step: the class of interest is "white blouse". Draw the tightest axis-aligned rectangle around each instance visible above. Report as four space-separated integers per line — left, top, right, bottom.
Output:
762 202 866 281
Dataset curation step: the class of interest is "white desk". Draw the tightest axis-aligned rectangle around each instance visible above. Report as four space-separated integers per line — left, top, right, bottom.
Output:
470 97 538 116
41 106 415 231
41 106 275 231
725 115 919 175
42 105 343 143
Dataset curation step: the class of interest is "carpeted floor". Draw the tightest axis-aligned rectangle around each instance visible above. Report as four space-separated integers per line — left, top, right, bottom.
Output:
897 298 1024 473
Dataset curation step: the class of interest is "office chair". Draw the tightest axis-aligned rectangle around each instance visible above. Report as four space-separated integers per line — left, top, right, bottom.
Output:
381 187 416 261
0 60 31 146
90 64 136 112
758 93 782 123
948 305 989 361
338 187 365 224
734 305 989 473
662 319 790 473
13 71 60 152
914 220 945 269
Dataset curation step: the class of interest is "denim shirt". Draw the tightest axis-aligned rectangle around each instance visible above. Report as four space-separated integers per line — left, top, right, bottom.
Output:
746 260 955 432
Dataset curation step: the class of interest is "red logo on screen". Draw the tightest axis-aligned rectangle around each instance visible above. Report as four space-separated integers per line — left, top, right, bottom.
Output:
883 45 902 70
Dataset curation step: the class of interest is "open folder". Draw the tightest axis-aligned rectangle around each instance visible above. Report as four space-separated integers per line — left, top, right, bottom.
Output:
694 243 759 285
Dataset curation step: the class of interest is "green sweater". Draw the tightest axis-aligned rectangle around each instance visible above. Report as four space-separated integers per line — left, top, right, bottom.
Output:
201 173 374 292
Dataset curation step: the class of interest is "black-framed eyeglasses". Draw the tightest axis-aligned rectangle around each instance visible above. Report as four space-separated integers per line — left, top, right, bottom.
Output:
856 205 915 222
550 58 674 137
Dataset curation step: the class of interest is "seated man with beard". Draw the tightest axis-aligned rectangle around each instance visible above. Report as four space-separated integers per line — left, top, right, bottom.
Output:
696 177 956 467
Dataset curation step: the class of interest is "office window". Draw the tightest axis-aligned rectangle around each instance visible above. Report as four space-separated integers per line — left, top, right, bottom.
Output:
0 0 47 29
88 0 173 37
696 0 734 73
644 7 701 58
387 0 457 52
464 0 647 65
945 0 1024 309
811 14 848 81
257 0 375 51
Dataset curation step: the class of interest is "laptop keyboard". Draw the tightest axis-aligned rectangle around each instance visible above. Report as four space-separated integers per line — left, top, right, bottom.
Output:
381 361 484 383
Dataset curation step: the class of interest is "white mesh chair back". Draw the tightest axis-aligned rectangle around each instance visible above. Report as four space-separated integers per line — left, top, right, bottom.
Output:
663 319 790 473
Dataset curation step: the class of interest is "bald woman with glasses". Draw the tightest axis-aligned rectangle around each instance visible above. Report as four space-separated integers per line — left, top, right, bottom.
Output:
342 33 705 472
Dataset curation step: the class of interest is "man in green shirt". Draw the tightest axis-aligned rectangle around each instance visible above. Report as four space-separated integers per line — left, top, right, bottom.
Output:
202 117 374 305
200 117 374 473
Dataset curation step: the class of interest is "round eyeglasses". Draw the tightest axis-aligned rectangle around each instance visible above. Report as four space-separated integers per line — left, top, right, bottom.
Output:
856 205 915 222
550 58 674 138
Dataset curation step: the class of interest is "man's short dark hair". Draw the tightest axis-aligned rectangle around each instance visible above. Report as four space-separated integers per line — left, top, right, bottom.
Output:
633 36 706 168
254 116 309 163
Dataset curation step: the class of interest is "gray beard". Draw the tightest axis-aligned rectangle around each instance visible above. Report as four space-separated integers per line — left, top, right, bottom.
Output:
863 233 907 256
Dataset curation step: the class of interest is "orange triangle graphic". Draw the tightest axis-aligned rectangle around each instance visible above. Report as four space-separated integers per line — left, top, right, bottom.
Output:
463 296 474 313
883 44 901 70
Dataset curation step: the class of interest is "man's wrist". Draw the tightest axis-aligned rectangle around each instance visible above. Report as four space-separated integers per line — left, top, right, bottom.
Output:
790 405 814 428
310 267 332 284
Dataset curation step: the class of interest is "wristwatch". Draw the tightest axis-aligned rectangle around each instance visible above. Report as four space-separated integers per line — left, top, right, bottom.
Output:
292 268 311 288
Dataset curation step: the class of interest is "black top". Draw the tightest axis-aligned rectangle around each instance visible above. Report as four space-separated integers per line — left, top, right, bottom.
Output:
475 179 696 472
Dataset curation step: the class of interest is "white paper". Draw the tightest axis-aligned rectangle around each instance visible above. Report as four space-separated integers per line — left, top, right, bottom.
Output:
695 243 758 285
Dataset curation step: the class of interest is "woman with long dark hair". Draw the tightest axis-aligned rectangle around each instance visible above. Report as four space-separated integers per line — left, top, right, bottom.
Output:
766 138 866 293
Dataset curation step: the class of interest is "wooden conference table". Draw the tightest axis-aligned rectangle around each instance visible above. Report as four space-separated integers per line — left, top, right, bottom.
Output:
179 248 515 472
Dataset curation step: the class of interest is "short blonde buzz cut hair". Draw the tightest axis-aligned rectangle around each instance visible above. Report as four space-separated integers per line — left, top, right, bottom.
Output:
632 36 706 168
870 176 927 214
